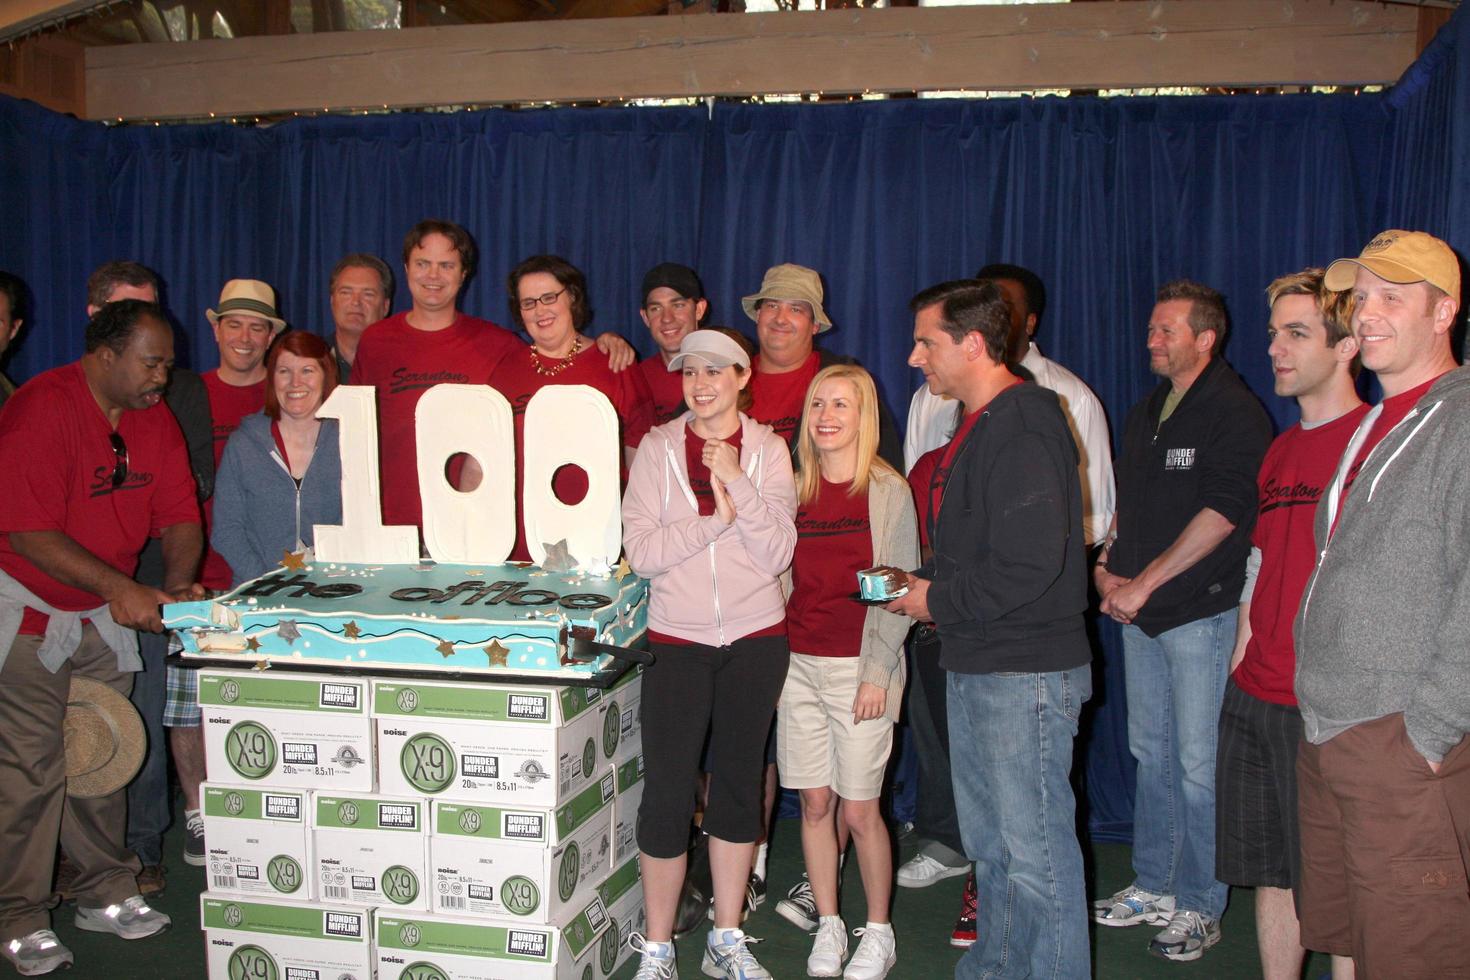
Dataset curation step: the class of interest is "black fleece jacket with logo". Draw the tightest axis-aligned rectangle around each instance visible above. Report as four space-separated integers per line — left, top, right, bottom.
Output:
1110 357 1271 637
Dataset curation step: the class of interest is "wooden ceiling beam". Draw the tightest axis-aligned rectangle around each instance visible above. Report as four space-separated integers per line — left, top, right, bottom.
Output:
85 0 1420 121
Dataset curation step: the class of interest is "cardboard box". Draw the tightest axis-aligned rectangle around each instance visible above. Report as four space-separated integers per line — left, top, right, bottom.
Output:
199 669 374 791
595 857 645 979
429 772 615 925
600 667 642 766
376 901 608 980
373 677 619 807
610 752 644 869
200 783 313 900
313 793 431 910
200 894 373 980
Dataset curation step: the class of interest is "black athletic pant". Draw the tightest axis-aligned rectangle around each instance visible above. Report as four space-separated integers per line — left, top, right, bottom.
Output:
637 633 790 859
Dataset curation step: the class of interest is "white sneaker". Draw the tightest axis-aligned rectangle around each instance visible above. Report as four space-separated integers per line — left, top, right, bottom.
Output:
895 853 968 889
2 930 74 976
629 932 679 979
843 925 896 980
702 927 771 979
74 895 171 940
806 916 847 977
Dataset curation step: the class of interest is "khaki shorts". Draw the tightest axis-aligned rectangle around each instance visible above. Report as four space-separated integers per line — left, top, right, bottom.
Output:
777 652 893 801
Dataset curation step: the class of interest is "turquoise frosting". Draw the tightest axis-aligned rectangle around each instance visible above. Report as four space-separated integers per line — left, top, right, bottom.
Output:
164 561 647 677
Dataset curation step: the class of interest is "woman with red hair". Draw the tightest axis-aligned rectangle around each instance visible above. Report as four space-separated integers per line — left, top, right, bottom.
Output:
212 331 342 585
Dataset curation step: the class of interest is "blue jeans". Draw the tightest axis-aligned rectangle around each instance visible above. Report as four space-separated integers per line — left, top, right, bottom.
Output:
948 666 1092 980
1121 610 1234 919
125 630 171 866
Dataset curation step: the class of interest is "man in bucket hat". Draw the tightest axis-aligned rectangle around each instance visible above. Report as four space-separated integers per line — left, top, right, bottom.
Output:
1293 230 1470 976
742 263 901 468
0 299 202 976
165 277 287 873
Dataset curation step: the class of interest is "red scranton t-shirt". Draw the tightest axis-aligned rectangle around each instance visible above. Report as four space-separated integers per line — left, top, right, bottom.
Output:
749 351 821 445
684 423 744 516
788 478 872 657
1234 405 1369 705
351 312 521 531
637 355 687 426
199 370 265 590
0 363 199 633
490 343 654 561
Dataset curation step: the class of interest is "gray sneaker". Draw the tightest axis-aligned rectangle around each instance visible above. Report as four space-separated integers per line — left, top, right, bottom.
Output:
74 895 171 941
2 929 74 976
1148 910 1221 962
1091 883 1175 927
182 810 205 867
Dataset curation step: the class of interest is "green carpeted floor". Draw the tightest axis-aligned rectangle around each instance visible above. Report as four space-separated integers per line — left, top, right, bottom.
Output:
35 817 1332 978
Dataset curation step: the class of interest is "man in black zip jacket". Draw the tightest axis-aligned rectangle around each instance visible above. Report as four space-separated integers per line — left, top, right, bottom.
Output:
1092 280 1271 963
888 279 1092 980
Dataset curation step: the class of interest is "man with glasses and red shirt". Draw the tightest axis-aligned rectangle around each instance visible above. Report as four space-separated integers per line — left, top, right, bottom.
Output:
352 220 635 540
0 300 202 977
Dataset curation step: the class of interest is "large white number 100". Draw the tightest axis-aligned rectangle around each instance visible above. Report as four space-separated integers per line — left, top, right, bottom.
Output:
312 384 621 568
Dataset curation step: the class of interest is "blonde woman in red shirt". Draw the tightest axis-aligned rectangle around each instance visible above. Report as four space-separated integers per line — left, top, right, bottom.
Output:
779 364 917 980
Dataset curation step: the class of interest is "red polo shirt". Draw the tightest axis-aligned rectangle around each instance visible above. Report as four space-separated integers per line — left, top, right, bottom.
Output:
0 363 199 632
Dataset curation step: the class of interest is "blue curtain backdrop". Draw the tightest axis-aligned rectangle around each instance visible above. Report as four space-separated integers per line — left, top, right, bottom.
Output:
3 4 1467 842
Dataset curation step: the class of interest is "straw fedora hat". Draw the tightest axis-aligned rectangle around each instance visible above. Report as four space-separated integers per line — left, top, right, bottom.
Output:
65 677 146 799
206 279 287 333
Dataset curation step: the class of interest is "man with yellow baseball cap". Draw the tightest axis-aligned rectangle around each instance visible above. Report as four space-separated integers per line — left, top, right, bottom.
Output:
1294 229 1469 976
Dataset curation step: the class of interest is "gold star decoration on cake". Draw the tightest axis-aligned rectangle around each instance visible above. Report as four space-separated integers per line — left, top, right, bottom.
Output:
485 640 509 667
343 621 361 640
279 550 306 571
276 620 301 644
541 539 576 572
245 636 261 652
614 557 632 581
436 639 457 659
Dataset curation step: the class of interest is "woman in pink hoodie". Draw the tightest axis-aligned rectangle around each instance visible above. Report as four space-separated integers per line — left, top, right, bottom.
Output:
621 328 797 980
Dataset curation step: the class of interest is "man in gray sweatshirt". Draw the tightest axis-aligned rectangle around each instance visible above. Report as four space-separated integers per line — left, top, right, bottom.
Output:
1294 229 1470 978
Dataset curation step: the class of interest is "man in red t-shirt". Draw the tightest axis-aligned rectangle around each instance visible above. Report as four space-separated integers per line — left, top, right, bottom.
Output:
1295 231 1469 976
352 220 634 539
1214 269 1364 980
743 263 830 446
637 262 708 425
742 263 902 470
167 278 286 866
0 300 201 974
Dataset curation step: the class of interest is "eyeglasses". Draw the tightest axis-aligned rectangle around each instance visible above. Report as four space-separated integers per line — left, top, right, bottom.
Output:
109 432 129 489
518 289 567 312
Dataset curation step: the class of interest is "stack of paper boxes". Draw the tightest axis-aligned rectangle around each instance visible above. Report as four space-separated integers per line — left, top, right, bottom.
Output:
196 665 646 979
